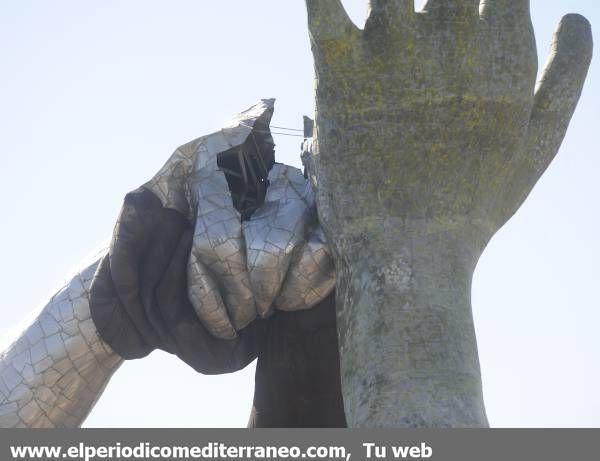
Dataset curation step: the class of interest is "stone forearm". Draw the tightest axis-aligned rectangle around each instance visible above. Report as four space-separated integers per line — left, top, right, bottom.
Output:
332 219 489 428
0 254 123 428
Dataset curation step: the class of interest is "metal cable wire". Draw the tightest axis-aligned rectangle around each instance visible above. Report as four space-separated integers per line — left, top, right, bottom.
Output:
270 131 305 137
239 122 308 137
270 125 304 132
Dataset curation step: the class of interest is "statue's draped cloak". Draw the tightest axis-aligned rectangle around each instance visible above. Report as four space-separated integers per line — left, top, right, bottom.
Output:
88 186 345 426
89 187 266 374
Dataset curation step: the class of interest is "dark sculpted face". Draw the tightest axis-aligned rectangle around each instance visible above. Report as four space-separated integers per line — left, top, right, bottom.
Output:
218 128 275 220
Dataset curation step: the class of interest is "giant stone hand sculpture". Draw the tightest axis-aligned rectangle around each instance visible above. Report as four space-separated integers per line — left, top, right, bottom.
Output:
304 0 592 427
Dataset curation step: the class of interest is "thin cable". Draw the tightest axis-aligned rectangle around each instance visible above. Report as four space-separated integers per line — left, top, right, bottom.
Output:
271 131 305 137
270 125 304 132
238 122 308 137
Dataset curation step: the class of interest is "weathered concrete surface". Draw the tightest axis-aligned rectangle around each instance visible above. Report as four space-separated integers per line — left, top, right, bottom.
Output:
305 0 592 427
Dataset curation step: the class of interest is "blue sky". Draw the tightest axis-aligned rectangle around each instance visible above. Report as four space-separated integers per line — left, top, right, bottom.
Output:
0 0 598 427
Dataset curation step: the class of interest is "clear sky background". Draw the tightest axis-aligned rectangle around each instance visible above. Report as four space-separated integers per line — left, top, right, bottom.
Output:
0 0 598 428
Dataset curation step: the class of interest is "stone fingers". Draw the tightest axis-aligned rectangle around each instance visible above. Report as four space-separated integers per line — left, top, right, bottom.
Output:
367 1 415 22
480 0 529 21
502 14 592 220
370 0 413 11
364 0 415 40
526 14 593 181
480 0 537 96
420 0 480 21
305 0 358 43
